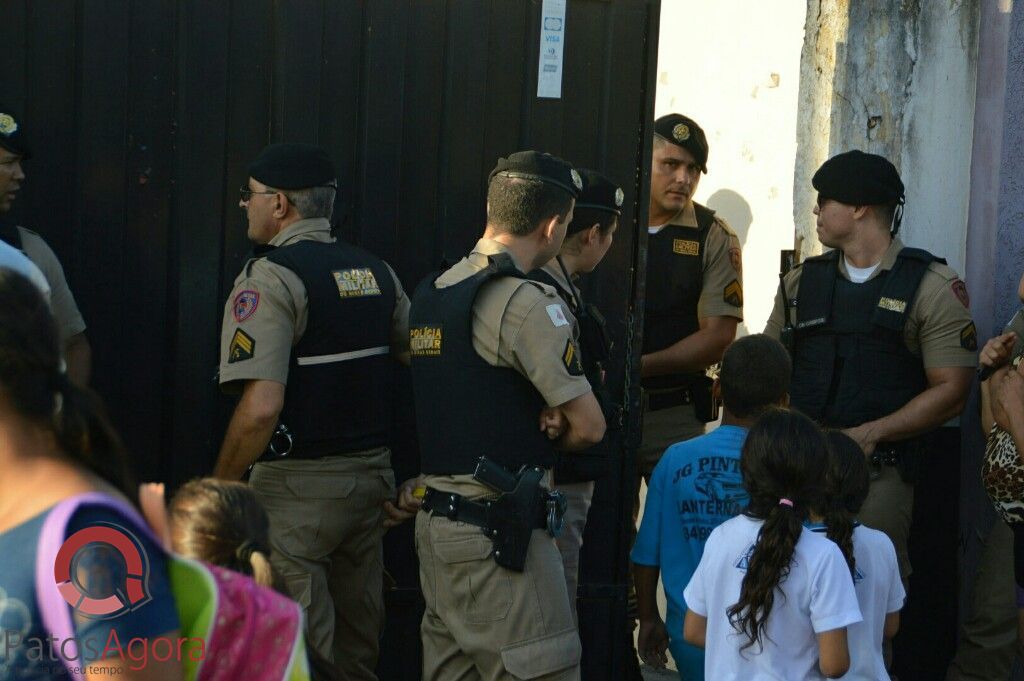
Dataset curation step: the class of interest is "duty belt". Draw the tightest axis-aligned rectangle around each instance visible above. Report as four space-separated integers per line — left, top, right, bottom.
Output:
421 488 548 531
645 387 693 412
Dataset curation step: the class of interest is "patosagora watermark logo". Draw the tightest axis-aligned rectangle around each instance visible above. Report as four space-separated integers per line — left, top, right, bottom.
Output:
55 523 152 618
2 521 205 674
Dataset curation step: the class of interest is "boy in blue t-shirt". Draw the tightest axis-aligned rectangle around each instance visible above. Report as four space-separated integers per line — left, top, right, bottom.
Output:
631 334 792 679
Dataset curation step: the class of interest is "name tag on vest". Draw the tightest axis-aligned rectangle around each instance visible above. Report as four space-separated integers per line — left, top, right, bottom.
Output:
410 325 443 356
877 297 907 313
333 268 382 298
673 239 700 256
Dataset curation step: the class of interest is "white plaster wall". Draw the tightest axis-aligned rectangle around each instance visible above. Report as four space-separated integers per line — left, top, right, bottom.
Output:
655 0 807 335
900 4 979 276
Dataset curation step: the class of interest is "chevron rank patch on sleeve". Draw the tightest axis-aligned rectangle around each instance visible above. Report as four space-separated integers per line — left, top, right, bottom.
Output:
228 328 256 363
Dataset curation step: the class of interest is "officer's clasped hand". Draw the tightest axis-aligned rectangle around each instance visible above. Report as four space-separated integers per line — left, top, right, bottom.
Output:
383 475 425 529
539 407 566 440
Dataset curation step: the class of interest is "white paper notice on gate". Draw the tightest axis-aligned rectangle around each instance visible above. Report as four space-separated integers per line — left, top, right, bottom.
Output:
537 0 567 99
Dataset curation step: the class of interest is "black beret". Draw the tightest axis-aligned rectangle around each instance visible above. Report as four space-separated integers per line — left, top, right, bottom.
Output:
248 143 336 190
653 114 708 173
571 169 624 228
812 150 905 206
0 106 31 160
488 150 581 198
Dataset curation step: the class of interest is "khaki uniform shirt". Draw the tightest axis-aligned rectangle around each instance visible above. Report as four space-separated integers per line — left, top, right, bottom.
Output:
218 218 410 386
425 238 593 497
539 257 582 334
764 237 977 369
650 201 744 320
16 226 87 343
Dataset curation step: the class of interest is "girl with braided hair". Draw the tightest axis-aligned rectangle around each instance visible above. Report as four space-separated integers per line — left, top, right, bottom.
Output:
682 408 861 679
812 431 903 680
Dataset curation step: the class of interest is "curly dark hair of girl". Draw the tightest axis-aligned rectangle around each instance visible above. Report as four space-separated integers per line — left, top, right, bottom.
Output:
822 430 871 577
169 478 282 591
0 270 134 500
727 407 829 652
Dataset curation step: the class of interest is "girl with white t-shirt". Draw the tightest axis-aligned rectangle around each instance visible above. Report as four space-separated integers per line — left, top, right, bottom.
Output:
683 409 862 680
817 431 905 680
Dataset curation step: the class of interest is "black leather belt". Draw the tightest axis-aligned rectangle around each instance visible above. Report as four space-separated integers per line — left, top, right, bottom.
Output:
421 488 546 530
646 387 693 412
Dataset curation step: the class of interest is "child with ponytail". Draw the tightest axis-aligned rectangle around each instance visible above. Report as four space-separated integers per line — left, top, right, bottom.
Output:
168 478 340 681
682 408 862 679
814 431 903 680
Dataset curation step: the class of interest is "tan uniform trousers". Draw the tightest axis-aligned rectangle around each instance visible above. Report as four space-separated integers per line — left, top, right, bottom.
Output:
946 518 1017 681
416 502 582 680
637 402 706 481
250 448 395 681
553 480 595 625
859 464 915 582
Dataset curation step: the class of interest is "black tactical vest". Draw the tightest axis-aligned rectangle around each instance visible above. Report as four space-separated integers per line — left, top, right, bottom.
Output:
528 260 613 483
642 203 716 390
260 239 397 458
789 247 940 428
410 254 555 475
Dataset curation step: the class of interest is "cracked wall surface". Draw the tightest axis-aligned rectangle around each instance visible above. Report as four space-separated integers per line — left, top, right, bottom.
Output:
795 0 979 274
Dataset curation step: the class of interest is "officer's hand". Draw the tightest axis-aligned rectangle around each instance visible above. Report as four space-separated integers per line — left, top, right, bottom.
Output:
842 424 879 456
637 616 670 669
383 475 425 529
539 407 567 440
981 332 1018 374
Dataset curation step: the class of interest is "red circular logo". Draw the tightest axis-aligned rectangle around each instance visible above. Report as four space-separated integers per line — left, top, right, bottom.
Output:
53 523 152 619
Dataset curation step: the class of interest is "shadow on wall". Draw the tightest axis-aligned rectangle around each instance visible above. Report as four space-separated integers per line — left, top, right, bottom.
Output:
707 188 752 337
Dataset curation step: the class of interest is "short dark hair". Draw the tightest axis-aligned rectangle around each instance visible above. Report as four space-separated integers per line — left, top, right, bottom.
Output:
567 207 617 237
487 175 574 236
720 334 791 419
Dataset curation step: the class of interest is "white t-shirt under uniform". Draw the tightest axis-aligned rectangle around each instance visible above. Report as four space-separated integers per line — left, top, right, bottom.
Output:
684 514 863 681
811 523 905 681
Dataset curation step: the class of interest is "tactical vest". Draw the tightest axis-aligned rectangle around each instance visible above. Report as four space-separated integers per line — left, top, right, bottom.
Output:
642 203 715 390
410 254 555 475
789 247 940 428
528 260 613 483
259 239 396 458
0 222 23 250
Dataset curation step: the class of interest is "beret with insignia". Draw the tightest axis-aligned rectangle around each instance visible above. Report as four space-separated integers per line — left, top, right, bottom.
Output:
812 149 905 207
248 143 337 190
489 150 581 199
567 168 624 235
653 113 708 173
0 105 31 160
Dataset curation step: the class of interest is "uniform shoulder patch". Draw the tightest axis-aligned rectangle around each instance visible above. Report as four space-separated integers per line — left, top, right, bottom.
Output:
228 328 255 363
562 339 584 376
546 303 570 327
960 321 978 352
729 246 742 273
232 289 260 322
410 325 443 357
672 239 700 256
724 279 743 308
951 279 970 308
332 268 382 298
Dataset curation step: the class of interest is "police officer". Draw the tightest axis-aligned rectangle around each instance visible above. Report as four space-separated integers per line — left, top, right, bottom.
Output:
765 149 975 679
529 168 622 620
212 143 410 680
410 151 606 680
639 114 743 480
0 105 91 385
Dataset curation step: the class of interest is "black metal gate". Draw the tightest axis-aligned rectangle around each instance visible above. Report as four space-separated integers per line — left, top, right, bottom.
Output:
2 1 660 677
